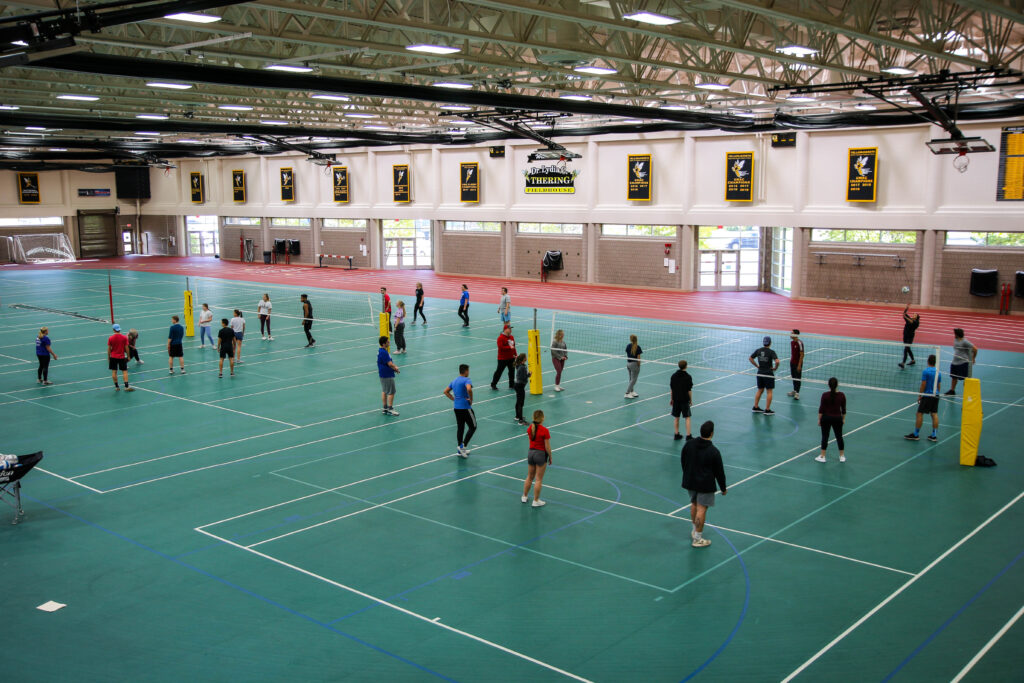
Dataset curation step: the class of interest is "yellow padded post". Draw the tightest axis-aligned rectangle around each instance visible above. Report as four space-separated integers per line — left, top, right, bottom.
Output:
959 377 983 466
379 312 390 339
183 289 195 337
528 329 543 395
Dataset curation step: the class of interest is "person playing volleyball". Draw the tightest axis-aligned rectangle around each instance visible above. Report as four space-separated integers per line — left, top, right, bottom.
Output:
522 410 552 508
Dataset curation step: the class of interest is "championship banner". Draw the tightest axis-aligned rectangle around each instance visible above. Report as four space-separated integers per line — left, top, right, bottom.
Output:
847 147 878 202
280 167 295 202
189 172 204 204
627 154 652 201
393 164 410 203
996 125 1024 201
231 170 245 203
725 151 754 202
460 162 479 203
524 163 579 194
333 166 349 203
17 172 40 204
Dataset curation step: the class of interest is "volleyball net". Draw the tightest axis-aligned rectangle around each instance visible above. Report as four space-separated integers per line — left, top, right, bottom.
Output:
192 277 376 328
548 310 942 397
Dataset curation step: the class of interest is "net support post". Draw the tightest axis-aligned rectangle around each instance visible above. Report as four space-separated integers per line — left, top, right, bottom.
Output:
959 377 983 466
528 328 543 395
379 312 390 339
183 289 195 337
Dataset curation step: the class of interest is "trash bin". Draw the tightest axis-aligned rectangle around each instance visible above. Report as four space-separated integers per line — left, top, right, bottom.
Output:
263 250 272 264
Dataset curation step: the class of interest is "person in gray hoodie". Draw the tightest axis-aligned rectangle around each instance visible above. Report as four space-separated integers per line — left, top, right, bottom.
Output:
513 353 530 425
681 421 727 548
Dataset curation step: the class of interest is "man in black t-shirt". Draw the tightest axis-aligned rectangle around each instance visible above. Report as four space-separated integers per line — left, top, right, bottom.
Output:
300 294 315 347
899 305 920 369
216 318 236 377
749 336 780 415
670 359 694 440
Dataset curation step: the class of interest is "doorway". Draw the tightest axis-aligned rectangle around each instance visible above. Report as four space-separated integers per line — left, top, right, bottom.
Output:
77 210 118 258
185 215 220 257
382 219 431 269
696 225 761 291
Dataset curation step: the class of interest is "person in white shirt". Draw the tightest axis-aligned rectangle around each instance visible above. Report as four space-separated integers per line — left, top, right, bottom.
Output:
198 303 214 348
498 287 511 325
257 293 273 341
229 309 246 363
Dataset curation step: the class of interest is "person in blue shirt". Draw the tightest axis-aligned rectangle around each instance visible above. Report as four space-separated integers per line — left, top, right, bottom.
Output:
35 326 57 385
443 363 476 457
905 354 941 442
167 315 186 374
377 335 400 416
458 284 470 327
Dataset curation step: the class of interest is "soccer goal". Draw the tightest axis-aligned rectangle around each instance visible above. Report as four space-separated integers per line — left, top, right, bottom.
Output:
11 233 76 263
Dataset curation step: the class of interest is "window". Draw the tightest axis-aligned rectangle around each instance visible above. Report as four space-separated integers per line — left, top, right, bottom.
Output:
444 221 501 232
771 227 793 294
270 217 311 227
223 216 261 226
323 218 367 230
0 216 63 227
602 224 676 238
518 223 583 235
810 229 916 244
945 231 1024 247
698 225 761 251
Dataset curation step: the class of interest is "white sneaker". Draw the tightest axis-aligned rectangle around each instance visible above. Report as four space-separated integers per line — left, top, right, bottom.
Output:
531 499 546 507
521 495 528 503
625 392 632 398
199 345 205 349
794 393 800 400
554 385 563 392
137 359 144 365
169 369 174 375
692 537 711 548
267 336 273 341
787 391 795 397
630 392 639 398
262 335 266 340
839 455 846 463
814 455 826 462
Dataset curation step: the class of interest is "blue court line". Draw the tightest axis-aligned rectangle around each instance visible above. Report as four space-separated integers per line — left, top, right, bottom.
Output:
25 494 457 682
881 547 1024 681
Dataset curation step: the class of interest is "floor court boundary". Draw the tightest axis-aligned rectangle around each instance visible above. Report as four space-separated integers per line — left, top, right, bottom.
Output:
952 602 1024 682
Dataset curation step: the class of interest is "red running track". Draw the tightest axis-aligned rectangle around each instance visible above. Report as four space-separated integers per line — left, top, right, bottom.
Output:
11 255 1024 352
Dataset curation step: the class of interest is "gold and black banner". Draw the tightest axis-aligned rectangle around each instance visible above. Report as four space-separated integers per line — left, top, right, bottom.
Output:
231 170 246 203
17 172 40 204
627 154 652 201
393 164 410 203
189 172 204 204
725 151 754 202
333 166 349 203
280 167 295 202
997 125 1024 201
847 147 878 202
460 162 479 203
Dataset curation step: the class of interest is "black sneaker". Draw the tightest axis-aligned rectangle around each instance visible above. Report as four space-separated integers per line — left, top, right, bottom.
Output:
904 433 920 441
944 390 955 396
685 434 694 441
752 406 763 412
909 360 916 365
898 363 905 369
927 434 938 442
674 433 683 440
490 384 498 390
763 409 775 415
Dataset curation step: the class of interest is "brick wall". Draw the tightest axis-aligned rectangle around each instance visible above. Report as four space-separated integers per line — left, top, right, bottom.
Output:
596 237 680 288
219 226 265 262
802 238 919 303
266 228 313 264
514 234 585 281
933 241 1024 311
139 215 177 255
320 229 371 268
439 231 503 276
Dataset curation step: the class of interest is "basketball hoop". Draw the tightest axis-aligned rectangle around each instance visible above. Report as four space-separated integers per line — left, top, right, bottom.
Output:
953 149 970 174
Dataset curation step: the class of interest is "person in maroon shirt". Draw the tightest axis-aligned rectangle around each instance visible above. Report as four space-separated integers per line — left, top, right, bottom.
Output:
107 323 134 392
490 324 517 390
787 329 804 400
815 377 846 463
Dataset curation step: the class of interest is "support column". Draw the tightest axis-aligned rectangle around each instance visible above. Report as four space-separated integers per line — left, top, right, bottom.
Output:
503 220 513 278
790 227 805 298
586 222 597 283
679 225 695 290
919 229 936 307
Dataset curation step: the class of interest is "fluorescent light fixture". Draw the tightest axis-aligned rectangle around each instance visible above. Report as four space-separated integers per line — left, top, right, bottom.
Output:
1015 92 1024 100
439 104 472 111
776 44 818 57
695 82 729 90
57 94 99 101
0 105 19 110
621 119 646 124
362 125 390 130
11 40 28 47
660 104 689 111
164 12 220 23
882 67 916 76
265 64 314 73
344 113 376 118
146 82 192 90
311 94 351 101
574 66 617 75
731 111 758 118
134 132 163 136
260 120 289 125
786 94 817 103
136 114 168 120
560 94 592 101
405 44 460 55
433 81 473 89
25 126 46 131
218 104 253 111
854 103 878 111
623 11 680 25
176 139 201 143
48 148 67 152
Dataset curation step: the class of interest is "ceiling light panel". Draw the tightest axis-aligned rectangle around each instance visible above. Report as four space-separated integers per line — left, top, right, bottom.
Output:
265 64 314 73
623 11 680 25
405 44 460 55
574 66 617 75
311 94 351 101
57 94 99 101
165 13 220 23
147 82 193 90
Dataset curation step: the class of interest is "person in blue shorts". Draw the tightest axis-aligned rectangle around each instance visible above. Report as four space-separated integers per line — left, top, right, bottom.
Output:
905 354 941 442
458 284 470 327
444 364 476 457
377 335 400 416
749 336 779 415
498 287 511 325
167 315 186 374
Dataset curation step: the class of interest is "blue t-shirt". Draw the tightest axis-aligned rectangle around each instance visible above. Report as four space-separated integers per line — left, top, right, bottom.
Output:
377 347 395 378
921 366 940 394
35 335 51 356
460 290 469 306
625 343 643 360
168 324 185 345
448 375 472 409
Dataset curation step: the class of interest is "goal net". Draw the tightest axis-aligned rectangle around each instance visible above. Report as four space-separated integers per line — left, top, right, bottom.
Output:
12 233 76 264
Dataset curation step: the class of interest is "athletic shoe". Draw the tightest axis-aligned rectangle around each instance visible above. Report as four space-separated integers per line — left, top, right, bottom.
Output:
944 390 955 396
422 322 427 326
219 373 223 378
491 384 499 390
794 393 800 400
839 455 846 463
631 392 639 398
752 406 763 412
554 385 563 392
382 408 389 415
692 537 711 548
927 434 938 442
310 340 316 346
37 379 42 384
461 447 471 456
898 362 905 369
763 409 775 415
674 433 683 440
124 386 135 392
199 345 205 349
42 380 53 385
169 369 174 375
531 499 546 508
521 495 528 503
181 369 186 374
786 391 795 397
517 419 529 426
267 336 273 341
904 433 920 440
137 359 144 364
114 386 120 391
388 408 400 416
686 434 693 441
815 455 826 463
462 324 469 328
261 335 266 340
909 360 916 365
624 392 634 399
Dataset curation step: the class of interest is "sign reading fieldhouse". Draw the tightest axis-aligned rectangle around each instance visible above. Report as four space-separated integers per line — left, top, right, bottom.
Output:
524 163 578 194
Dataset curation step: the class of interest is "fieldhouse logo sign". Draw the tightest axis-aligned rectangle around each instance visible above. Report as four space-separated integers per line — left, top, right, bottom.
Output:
524 163 579 194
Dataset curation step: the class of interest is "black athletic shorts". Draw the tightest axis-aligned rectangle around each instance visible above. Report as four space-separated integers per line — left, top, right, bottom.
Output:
671 402 691 418
756 375 775 390
950 362 969 380
918 395 939 414
168 343 183 358
219 348 234 359
108 357 127 371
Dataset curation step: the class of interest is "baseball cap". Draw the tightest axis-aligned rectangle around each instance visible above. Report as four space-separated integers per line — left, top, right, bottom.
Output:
762 335 771 346
112 323 121 332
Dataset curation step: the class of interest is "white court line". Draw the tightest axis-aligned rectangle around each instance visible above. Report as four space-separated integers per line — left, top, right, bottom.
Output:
133 386 299 428
194 527 592 682
0 352 31 363
783 490 1024 682
0 390 82 418
36 467 104 494
951 602 1024 682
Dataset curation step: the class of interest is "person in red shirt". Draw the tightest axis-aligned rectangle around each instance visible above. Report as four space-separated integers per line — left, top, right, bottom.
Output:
787 329 804 400
380 287 392 331
490 324 516 390
521 409 552 507
107 323 134 392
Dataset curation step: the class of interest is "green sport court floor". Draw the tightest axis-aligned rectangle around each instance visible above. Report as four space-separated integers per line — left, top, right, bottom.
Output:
2 268 1022 682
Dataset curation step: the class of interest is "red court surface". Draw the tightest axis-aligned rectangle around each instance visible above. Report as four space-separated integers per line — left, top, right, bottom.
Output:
8 255 1023 351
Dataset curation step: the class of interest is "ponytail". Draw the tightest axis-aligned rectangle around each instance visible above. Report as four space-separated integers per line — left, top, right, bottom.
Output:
629 334 638 356
828 377 838 396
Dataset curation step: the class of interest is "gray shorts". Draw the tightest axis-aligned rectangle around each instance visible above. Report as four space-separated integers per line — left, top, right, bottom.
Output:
688 489 715 508
379 377 396 395
528 449 549 466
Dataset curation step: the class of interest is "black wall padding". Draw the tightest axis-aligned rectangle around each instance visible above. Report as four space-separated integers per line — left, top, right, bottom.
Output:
274 239 287 255
969 269 999 297
1016 271 1024 298
114 167 150 199
288 239 300 256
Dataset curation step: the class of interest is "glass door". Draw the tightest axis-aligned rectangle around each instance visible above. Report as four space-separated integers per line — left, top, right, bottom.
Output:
382 219 432 269
185 215 220 257
771 227 793 294
698 251 740 290
696 225 762 291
